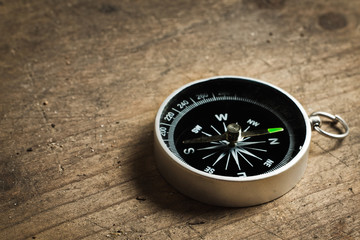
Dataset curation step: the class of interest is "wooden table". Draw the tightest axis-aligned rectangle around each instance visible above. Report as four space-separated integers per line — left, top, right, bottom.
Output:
1 0 359 239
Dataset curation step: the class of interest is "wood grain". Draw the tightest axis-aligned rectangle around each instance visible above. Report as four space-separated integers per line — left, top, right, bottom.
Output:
0 0 359 239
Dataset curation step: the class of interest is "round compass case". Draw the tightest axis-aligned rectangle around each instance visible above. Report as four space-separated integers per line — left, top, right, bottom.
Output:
154 76 347 207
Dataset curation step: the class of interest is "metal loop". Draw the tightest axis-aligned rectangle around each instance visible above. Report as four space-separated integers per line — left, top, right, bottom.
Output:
309 112 349 139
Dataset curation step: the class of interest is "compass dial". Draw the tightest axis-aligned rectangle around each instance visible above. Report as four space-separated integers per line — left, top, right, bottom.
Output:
171 99 292 177
158 77 307 178
154 76 311 206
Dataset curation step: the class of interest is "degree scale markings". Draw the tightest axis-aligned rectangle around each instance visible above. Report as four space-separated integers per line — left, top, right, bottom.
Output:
172 108 181 114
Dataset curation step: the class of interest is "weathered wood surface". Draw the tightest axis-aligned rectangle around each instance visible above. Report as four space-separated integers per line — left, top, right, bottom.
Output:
0 0 359 239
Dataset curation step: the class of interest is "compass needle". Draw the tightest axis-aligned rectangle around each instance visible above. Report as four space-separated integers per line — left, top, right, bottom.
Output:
184 124 284 145
183 134 226 144
241 127 284 138
268 127 284 133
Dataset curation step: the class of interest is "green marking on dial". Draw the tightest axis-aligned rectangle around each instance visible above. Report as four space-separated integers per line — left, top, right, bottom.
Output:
268 128 284 134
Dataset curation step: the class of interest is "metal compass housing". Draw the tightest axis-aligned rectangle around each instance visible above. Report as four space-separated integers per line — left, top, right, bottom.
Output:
154 76 347 207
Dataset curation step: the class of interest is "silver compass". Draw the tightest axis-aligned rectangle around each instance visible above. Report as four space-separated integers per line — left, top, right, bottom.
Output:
154 76 349 207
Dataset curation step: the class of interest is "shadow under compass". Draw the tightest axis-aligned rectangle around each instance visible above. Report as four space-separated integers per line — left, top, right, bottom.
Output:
127 121 269 224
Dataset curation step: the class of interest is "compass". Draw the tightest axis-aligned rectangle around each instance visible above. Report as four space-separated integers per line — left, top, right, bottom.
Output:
154 76 349 207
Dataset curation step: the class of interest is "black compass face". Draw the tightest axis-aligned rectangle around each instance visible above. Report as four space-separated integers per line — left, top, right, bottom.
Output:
158 77 307 178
